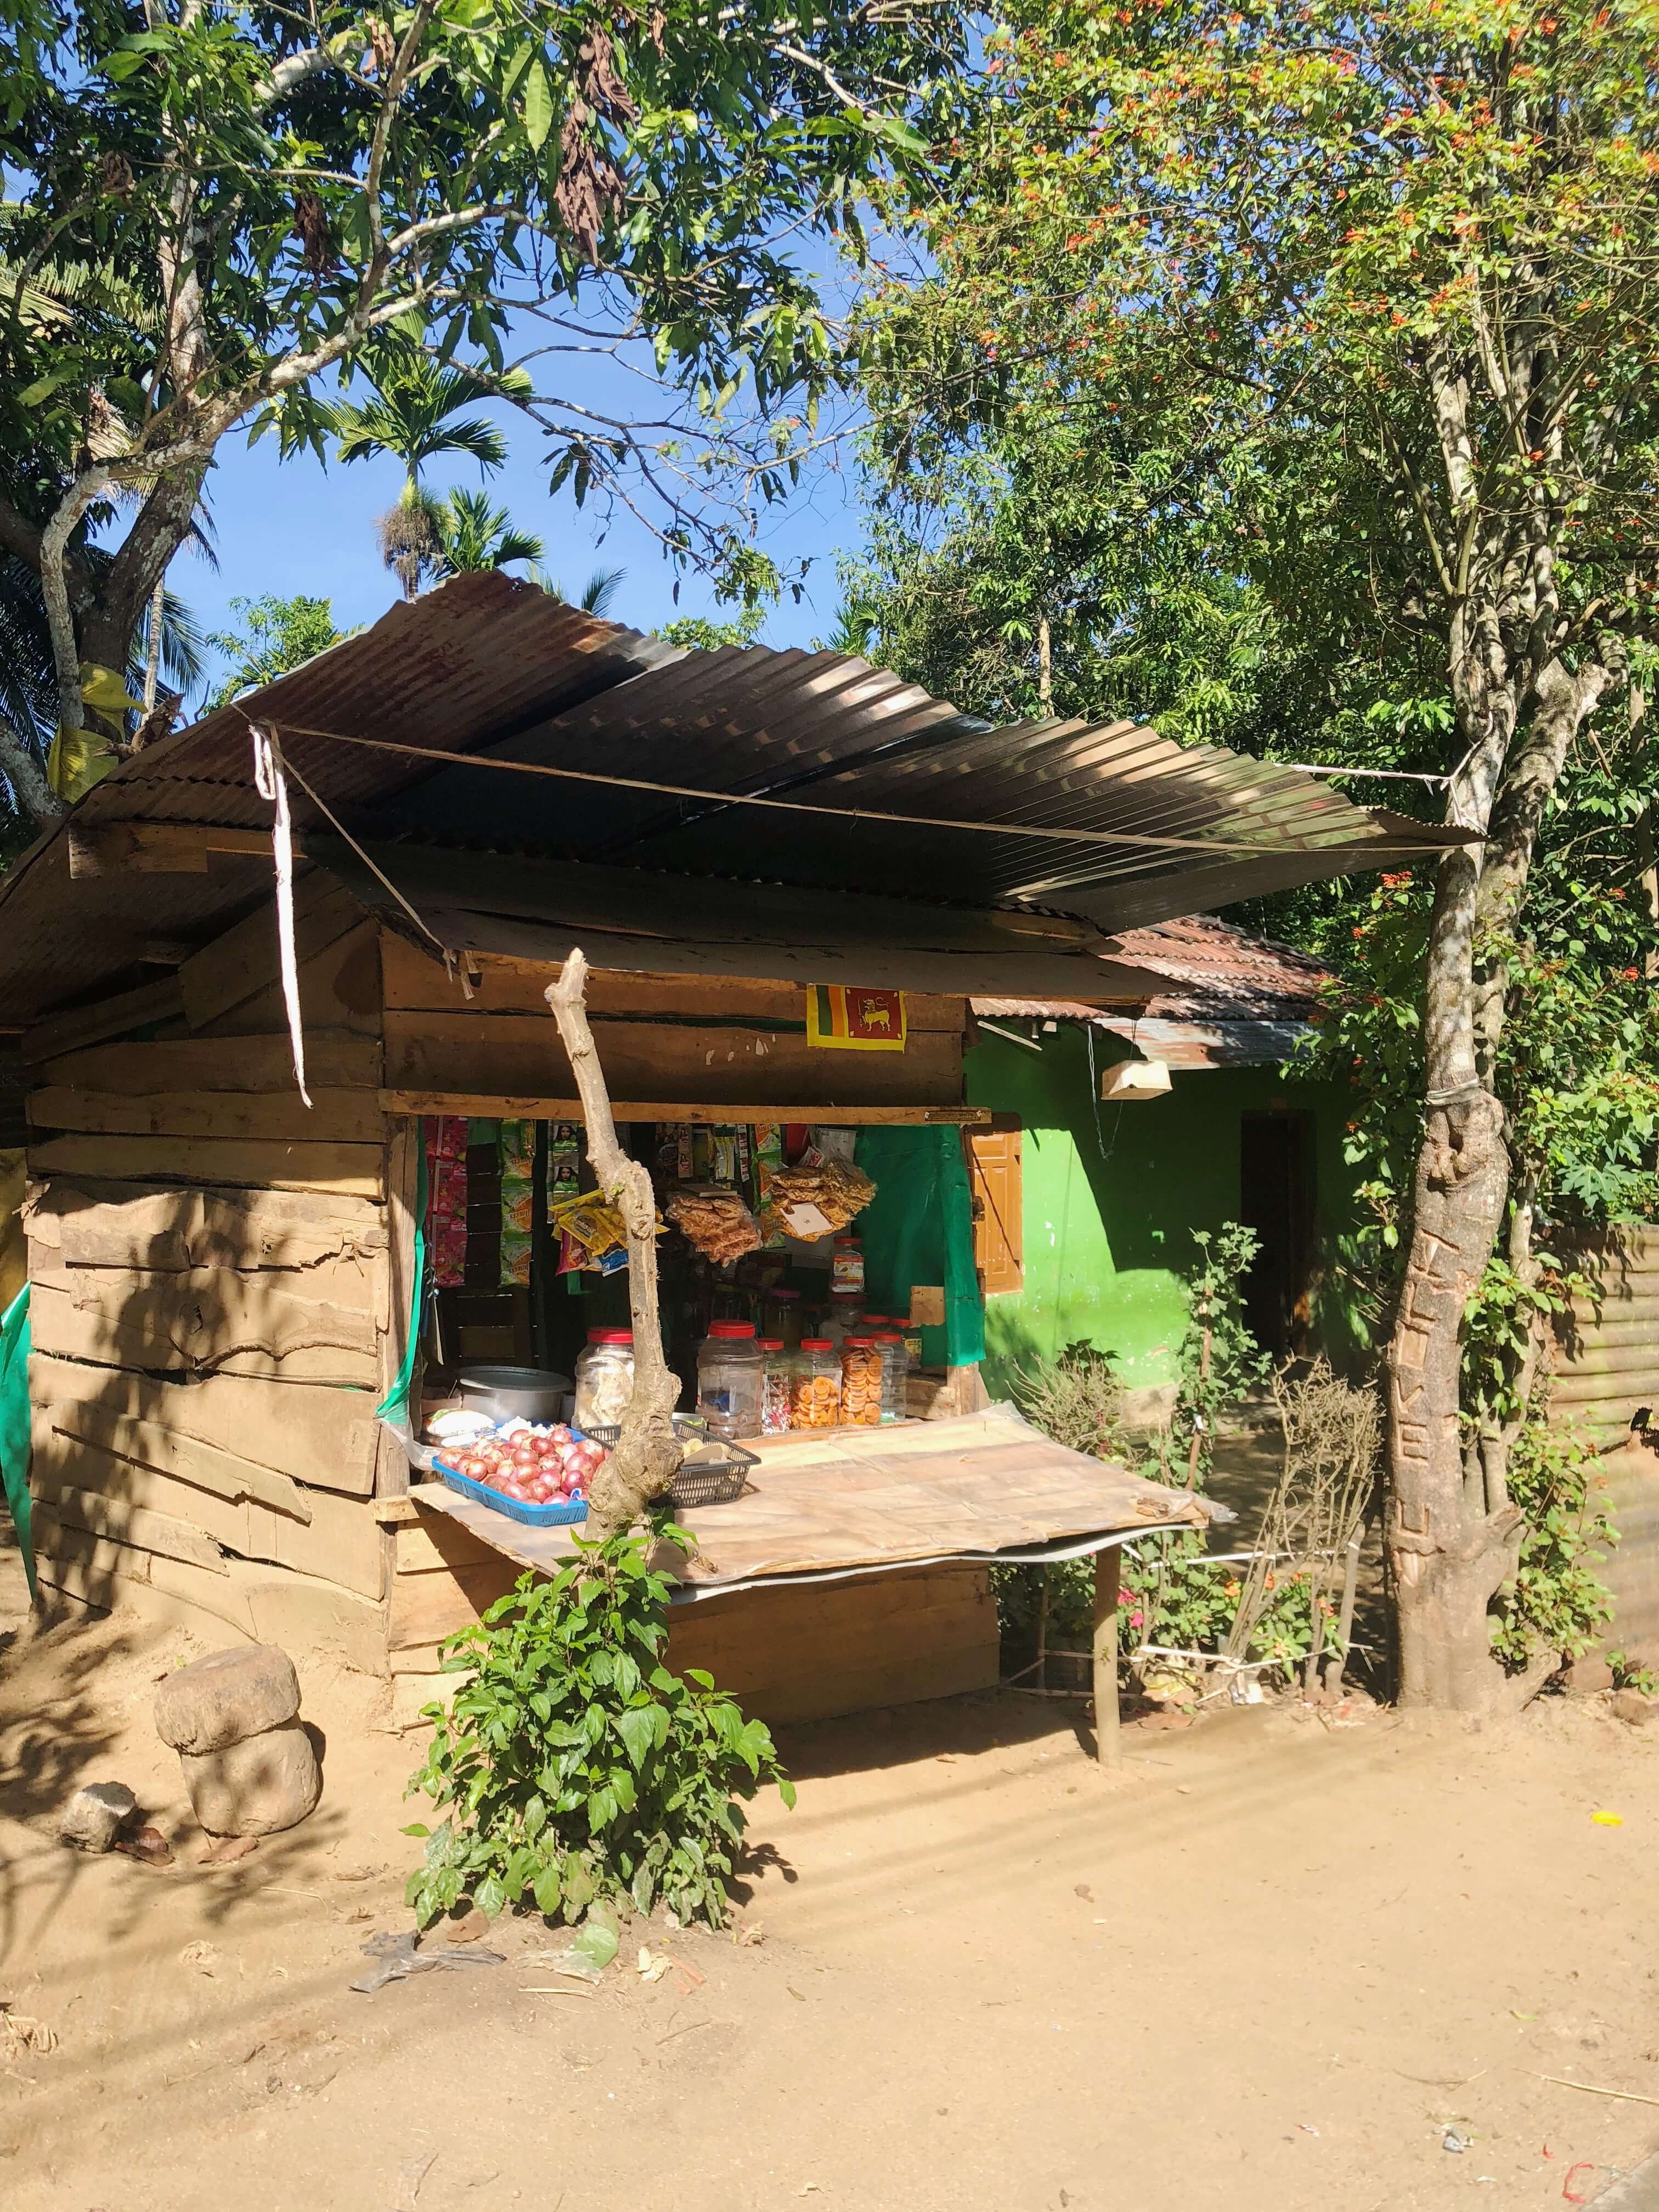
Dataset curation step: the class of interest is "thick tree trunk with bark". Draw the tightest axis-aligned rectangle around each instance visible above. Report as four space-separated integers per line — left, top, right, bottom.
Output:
1385 648 1622 1709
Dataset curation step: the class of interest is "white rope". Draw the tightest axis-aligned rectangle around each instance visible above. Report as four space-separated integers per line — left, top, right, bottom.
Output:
246 719 455 966
249 721 311 1109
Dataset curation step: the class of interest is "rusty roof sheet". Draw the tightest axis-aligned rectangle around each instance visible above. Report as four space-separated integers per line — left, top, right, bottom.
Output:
0 571 1463 1026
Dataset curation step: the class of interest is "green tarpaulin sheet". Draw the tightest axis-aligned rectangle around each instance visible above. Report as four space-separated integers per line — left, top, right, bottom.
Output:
854 1126 985 1369
0 1283 35 1600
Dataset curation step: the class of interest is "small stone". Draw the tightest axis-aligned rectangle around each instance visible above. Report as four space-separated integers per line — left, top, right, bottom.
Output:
60 1781 137 1853
1609 1689 1659 1727
155 1644 301 1754
180 1719 320 1838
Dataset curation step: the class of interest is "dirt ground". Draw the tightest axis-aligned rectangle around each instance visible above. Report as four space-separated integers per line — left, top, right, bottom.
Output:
4 1539 1659 2212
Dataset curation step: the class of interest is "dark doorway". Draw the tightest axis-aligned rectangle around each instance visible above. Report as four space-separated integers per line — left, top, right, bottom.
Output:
1238 1111 1316 1360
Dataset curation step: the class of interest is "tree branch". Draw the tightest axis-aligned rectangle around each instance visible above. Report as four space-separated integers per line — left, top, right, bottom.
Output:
0 708 65 828
544 950 684 1543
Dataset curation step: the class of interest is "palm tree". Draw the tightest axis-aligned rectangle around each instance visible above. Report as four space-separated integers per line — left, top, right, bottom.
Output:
433 489 544 577
542 565 628 615
329 353 529 597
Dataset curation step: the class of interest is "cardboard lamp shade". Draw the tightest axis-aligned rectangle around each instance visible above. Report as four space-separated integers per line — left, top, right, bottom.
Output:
1101 1056 1173 1102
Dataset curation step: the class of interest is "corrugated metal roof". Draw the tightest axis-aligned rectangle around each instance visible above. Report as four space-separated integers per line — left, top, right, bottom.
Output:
0 571 1465 1026
309 838 1174 1001
973 917 1330 1068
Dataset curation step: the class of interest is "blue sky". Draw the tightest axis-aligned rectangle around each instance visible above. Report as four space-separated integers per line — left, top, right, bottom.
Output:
184 377 871 698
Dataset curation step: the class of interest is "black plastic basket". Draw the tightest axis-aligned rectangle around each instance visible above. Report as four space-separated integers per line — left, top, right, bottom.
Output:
580 1417 757 1508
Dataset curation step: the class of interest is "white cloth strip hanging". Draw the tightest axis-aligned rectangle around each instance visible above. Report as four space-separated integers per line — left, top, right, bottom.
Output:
249 721 312 1109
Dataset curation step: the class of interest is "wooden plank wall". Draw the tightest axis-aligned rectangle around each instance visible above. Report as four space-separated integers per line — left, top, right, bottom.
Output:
1552 1227 1659 1675
21 871 394 1664
385 1496 997 1730
380 933 969 1109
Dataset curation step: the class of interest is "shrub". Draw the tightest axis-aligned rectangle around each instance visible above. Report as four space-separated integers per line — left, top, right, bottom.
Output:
404 1531 793 1931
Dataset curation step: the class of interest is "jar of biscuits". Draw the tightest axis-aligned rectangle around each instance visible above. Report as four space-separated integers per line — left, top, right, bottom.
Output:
840 1335 884 1427
789 1338 841 1429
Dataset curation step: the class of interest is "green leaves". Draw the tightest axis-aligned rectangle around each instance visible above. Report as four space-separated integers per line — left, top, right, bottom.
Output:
402 1538 795 1934
521 58 554 152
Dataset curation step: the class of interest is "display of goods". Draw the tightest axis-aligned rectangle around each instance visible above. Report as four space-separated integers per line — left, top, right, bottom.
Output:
668 1186 762 1265
789 1340 841 1429
574 1330 635 1430
760 1154 876 1241
840 1338 884 1426
499 1228 533 1286
500 1176 538 1234
425 1120 470 1289
499 1118 537 1177
441 1419 607 1506
759 1341 791 1435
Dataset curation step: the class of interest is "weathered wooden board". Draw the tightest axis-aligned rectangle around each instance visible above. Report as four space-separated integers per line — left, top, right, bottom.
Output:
32 1435 386 1600
30 1351 380 1495
34 1489 227 1573
383 1008 964 1105
199 922 382 1041
25 1133 386 1197
25 974 187 1065
389 1555 518 1651
29 1273 379 1385
67 822 272 876
380 931 970 1032
26 1178 388 1275
179 876 363 1031
28 1085 386 1144
41 1032 383 1097
382 1093 989 1127
35 1400 312 1519
665 1568 997 1727
35 1536 388 1671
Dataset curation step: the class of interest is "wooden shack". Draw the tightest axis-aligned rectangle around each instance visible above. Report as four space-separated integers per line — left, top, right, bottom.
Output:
0 574 1461 1729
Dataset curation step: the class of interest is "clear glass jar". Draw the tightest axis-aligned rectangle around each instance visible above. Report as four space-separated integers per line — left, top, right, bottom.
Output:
759 1338 792 1435
789 1338 841 1429
901 1320 924 1372
872 1330 907 1423
763 1285 803 1348
820 1289 865 1350
832 1235 865 1295
574 1328 634 1433
840 1335 884 1427
696 1320 765 1439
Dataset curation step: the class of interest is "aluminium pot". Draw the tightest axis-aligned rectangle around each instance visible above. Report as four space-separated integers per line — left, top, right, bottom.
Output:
456 1364 573 1425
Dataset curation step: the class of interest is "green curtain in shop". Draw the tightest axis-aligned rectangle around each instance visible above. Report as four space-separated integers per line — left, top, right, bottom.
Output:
853 1126 985 1368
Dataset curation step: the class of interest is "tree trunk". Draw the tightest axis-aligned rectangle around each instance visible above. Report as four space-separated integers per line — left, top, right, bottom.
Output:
544 950 683 1541
1385 648 1621 1709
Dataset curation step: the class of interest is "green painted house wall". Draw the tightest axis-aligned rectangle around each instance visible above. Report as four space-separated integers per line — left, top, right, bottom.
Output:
964 1025 1364 1406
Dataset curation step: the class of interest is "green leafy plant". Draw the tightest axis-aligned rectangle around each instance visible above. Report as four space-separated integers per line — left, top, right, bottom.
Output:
1489 1410 1617 1677
1608 1649 1659 1699
405 1530 793 1932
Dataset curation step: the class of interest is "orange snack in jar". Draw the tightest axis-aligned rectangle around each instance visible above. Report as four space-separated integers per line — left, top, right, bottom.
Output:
789 1338 840 1429
840 1336 884 1427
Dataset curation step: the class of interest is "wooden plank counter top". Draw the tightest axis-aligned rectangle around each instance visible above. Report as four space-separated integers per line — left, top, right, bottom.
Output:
409 1406 1211 1596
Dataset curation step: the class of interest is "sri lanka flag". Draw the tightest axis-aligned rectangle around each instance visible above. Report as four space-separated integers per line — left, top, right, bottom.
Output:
805 985 908 1051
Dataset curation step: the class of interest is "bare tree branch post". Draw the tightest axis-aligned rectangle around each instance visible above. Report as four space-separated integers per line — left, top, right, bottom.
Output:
545 950 682 1542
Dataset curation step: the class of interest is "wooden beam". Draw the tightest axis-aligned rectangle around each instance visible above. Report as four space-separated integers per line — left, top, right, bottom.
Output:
1093 1545 1122 1769
27 1085 387 1144
25 1132 386 1197
25 974 186 1065
379 1091 991 1126
67 822 272 878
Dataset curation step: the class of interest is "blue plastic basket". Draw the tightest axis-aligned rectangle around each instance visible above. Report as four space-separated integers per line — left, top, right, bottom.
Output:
433 1459 589 1527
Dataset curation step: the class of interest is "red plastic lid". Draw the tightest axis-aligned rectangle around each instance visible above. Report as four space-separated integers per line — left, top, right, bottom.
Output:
800 1337 833 1351
590 1328 634 1345
845 1334 876 1346
769 1286 801 1300
873 1330 904 1342
707 1321 757 1339
863 1314 890 1326
757 1337 785 1351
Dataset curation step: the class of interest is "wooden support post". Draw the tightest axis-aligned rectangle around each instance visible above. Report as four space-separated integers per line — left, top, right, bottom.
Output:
1092 1544 1122 1768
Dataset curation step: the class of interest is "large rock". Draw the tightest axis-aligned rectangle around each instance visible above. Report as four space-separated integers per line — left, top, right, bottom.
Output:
60 1780 137 1852
154 1644 300 1755
179 1719 321 1838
